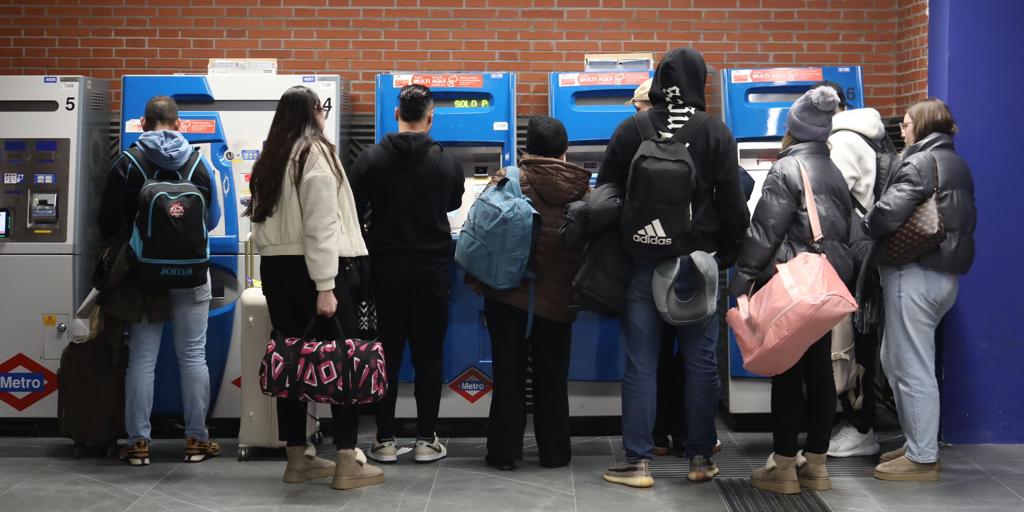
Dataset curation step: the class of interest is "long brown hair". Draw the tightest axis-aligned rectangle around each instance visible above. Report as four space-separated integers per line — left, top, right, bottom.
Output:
245 86 341 223
907 97 958 143
780 131 801 153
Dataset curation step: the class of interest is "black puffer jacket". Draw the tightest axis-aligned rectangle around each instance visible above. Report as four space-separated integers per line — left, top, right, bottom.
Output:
729 142 855 297
864 132 976 275
563 183 630 316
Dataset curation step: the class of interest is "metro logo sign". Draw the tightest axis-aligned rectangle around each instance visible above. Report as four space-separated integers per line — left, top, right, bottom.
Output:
447 366 492 404
392 74 484 89
0 354 58 412
730 68 824 84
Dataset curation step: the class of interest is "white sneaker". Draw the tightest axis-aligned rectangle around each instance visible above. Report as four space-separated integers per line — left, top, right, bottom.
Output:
367 439 398 463
414 435 447 463
828 424 880 457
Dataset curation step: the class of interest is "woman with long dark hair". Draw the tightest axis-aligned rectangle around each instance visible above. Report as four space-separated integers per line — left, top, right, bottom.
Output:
247 85 383 490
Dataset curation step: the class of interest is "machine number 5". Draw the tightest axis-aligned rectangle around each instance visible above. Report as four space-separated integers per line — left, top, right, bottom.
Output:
65 97 75 111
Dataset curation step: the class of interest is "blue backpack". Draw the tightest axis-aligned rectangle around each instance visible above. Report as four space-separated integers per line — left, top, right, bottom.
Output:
455 166 541 332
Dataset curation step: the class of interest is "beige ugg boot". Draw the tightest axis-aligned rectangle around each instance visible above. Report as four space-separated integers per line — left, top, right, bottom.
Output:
751 453 800 495
283 446 337 483
331 448 385 490
797 451 832 491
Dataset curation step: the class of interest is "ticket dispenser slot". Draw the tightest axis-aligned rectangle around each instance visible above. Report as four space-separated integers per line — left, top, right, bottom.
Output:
572 89 634 107
28 192 58 226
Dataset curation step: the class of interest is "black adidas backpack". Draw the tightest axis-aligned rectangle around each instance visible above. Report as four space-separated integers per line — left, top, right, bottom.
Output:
122 146 210 289
620 110 708 260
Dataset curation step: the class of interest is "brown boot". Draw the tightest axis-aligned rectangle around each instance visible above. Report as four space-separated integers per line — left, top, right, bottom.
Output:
880 446 941 470
874 455 940 481
332 448 385 490
797 451 831 491
751 453 800 495
283 446 336 483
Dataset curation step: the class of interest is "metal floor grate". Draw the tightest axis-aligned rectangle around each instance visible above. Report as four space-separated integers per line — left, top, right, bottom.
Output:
715 478 831 512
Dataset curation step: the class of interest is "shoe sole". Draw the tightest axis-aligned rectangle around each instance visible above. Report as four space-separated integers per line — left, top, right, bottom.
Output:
284 467 336 483
125 457 150 466
332 473 385 490
367 453 398 464
185 453 219 463
688 465 720 483
879 455 942 470
799 477 832 491
414 452 447 463
873 469 940 481
828 445 881 458
751 477 801 494
602 473 654 488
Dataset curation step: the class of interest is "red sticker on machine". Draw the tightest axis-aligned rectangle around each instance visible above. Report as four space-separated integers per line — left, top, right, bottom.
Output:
730 68 824 83
559 72 650 87
448 366 492 404
393 74 484 89
178 119 217 134
0 353 58 412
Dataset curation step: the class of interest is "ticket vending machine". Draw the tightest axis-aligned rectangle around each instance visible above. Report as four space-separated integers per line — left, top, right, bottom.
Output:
120 75 349 420
374 72 516 418
719 66 864 426
0 76 109 419
548 70 653 417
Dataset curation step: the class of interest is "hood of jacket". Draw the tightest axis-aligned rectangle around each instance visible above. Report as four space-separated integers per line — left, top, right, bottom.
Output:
381 131 437 167
903 131 955 158
830 108 886 141
648 47 708 111
519 156 590 206
136 130 192 170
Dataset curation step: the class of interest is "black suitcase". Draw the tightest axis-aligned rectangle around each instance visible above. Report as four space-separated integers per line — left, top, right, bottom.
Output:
57 328 128 458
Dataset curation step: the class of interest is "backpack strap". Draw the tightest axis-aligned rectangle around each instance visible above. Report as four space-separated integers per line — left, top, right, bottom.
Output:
667 110 709 145
123 145 202 182
634 111 659 141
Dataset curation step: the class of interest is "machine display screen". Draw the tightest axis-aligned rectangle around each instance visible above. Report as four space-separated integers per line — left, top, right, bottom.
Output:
0 209 9 239
432 93 493 109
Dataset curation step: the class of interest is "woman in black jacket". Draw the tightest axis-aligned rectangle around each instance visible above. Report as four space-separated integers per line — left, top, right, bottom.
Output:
864 98 976 481
729 86 853 495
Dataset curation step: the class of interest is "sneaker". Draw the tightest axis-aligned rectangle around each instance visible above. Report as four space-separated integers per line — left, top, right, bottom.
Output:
687 455 720 482
119 440 151 466
827 424 880 457
184 437 221 463
414 435 447 463
367 439 398 464
603 459 654 488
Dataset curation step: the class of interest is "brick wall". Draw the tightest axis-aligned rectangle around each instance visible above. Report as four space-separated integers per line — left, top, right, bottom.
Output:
894 0 929 112
0 0 923 118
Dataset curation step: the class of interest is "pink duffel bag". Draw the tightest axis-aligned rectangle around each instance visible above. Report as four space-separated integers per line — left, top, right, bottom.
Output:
726 162 858 376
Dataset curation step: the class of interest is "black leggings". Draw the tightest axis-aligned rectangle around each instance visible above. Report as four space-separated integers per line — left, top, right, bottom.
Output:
771 334 837 457
261 256 360 450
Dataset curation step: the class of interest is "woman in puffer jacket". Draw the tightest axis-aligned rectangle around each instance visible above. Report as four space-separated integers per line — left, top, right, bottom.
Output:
728 86 854 495
864 98 976 482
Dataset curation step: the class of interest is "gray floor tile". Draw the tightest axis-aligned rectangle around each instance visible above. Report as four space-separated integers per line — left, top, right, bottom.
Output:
964 444 1024 464
426 464 575 512
571 455 728 512
0 468 136 512
125 492 219 512
150 458 290 511
853 469 1024 509
0 456 50 495
46 456 182 497
440 455 574 495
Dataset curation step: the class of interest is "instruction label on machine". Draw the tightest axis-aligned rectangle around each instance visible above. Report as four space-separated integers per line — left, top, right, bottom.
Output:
730 68 824 83
558 72 650 87
392 74 484 89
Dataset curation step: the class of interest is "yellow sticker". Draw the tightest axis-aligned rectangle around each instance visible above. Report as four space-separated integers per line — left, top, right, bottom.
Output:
43 315 57 326
33 230 53 234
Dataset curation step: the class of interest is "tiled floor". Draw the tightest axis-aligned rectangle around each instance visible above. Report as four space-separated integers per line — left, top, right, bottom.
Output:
1 431 1023 512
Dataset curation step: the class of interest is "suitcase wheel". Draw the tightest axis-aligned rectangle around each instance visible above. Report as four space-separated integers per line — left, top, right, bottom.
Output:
238 447 251 462
310 431 323 446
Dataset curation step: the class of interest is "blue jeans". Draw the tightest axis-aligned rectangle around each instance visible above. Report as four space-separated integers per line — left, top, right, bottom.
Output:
125 278 212 442
622 262 720 462
880 263 958 464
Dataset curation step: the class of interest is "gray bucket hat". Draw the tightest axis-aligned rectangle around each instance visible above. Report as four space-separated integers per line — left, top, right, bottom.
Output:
651 251 719 326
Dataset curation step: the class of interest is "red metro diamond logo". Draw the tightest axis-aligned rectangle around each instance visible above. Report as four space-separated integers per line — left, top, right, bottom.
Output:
0 353 58 412
447 366 492 404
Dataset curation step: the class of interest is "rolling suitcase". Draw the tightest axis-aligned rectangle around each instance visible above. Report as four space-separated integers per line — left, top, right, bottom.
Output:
57 324 128 458
237 240 319 461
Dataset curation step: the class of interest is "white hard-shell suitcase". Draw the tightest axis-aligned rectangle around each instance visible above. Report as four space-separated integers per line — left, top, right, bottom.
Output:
237 241 319 461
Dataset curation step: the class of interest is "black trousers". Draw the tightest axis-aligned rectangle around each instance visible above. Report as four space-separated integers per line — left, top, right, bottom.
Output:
484 298 572 467
653 328 685 444
371 260 449 440
771 334 837 457
840 328 879 434
261 256 359 450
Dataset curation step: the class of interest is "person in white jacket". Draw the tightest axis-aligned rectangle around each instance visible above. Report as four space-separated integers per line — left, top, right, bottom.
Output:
817 81 889 458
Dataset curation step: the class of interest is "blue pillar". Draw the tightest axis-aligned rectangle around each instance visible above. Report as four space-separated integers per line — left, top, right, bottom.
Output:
929 0 1024 443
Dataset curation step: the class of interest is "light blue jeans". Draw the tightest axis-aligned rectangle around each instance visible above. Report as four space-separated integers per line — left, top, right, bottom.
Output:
880 263 958 464
126 278 212 442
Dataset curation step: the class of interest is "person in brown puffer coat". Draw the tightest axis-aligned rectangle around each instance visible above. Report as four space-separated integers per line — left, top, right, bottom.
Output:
472 115 591 471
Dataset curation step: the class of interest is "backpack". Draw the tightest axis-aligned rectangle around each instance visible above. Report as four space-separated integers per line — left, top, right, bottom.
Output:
621 110 708 260
835 129 900 213
455 166 541 332
122 146 210 289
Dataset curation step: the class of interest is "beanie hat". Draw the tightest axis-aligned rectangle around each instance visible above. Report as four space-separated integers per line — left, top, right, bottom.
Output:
785 86 840 142
525 115 569 158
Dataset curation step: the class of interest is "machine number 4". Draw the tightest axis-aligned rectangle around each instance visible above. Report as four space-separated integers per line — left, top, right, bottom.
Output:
65 97 75 111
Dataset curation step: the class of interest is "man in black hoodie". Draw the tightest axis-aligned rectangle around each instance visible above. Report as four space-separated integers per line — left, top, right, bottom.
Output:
349 84 465 464
599 48 748 488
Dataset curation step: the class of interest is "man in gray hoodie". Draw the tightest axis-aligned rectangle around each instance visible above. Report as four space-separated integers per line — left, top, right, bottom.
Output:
98 96 222 466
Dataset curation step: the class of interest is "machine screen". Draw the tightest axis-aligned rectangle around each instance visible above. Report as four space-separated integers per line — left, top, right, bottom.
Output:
0 209 8 238
432 93 493 109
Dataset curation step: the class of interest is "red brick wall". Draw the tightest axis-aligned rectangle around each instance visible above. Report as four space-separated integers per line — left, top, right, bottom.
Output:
1 0 916 118
894 0 929 113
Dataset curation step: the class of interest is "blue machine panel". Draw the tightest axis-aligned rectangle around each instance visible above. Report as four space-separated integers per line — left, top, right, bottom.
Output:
375 72 516 384
720 66 864 379
121 76 239 415
549 71 654 144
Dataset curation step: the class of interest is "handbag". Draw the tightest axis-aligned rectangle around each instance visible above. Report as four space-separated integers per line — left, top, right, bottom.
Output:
258 314 388 405
726 161 859 376
885 153 945 265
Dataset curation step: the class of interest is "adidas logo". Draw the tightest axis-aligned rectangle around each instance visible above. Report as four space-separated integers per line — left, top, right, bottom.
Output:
633 219 673 246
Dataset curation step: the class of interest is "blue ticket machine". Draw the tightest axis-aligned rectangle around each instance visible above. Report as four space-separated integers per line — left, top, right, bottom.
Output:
719 66 864 424
548 70 653 417
374 72 516 417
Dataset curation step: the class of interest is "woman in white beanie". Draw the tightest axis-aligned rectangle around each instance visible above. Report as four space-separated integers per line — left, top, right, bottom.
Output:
728 86 855 495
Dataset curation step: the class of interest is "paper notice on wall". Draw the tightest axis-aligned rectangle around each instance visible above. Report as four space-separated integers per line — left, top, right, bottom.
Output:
208 59 278 75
